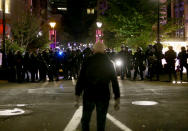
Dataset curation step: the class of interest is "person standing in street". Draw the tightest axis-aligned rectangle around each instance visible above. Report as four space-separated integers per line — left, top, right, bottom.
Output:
154 43 163 81
133 47 146 80
164 46 177 82
118 45 127 80
177 46 188 81
75 42 120 131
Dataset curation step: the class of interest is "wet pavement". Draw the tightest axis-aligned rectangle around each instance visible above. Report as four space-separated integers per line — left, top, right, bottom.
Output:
0 79 188 131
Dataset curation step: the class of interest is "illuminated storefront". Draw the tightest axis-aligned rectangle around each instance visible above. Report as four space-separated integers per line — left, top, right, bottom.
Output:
160 0 188 54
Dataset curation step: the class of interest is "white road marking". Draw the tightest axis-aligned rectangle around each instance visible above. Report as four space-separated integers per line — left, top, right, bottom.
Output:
107 113 132 131
63 106 83 131
64 106 132 131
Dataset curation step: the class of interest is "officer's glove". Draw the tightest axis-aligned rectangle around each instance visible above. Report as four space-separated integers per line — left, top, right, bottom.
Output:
74 95 80 108
114 98 120 111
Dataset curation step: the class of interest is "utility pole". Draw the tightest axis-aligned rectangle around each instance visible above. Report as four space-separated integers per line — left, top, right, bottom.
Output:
157 0 160 44
2 0 6 67
184 0 188 41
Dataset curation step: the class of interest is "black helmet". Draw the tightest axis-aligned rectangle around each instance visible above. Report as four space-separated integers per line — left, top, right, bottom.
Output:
121 44 125 48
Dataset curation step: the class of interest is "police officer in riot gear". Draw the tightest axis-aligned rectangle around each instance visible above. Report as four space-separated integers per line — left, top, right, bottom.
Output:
178 46 188 81
153 43 163 81
15 50 23 83
133 47 146 80
118 44 126 80
145 45 157 81
30 52 38 82
48 50 56 82
38 52 48 82
164 46 177 82
127 49 133 79
23 52 30 82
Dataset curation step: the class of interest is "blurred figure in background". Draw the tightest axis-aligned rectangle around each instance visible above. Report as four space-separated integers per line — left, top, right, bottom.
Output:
178 46 188 81
133 47 146 80
164 46 177 82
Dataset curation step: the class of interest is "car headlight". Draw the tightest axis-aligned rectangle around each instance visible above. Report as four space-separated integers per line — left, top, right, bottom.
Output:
115 59 122 66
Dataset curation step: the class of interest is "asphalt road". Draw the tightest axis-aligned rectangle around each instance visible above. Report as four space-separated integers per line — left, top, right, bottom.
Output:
0 79 188 131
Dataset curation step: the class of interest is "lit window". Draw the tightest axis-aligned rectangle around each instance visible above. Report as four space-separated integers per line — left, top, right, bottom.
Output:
91 9 94 14
57 7 67 11
0 0 10 14
87 8 94 14
87 8 91 14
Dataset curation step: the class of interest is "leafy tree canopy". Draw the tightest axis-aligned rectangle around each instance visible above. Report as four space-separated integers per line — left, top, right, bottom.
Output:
101 0 158 49
9 1 50 52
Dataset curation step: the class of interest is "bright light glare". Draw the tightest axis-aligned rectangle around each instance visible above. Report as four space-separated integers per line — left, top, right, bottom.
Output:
58 51 63 55
162 41 187 54
57 7 67 11
132 101 158 106
96 22 102 28
0 108 25 116
115 60 122 66
38 31 42 37
161 41 187 73
49 22 56 28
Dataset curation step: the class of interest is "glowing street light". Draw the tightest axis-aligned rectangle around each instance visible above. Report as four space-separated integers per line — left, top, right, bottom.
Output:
96 21 102 28
96 21 103 43
49 22 56 49
49 22 56 29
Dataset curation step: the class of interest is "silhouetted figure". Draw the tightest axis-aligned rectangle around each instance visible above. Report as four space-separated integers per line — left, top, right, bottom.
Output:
7 50 16 82
23 52 30 82
145 45 157 81
30 52 38 82
178 46 188 81
133 47 146 80
153 43 163 80
118 45 127 80
48 50 55 82
164 46 177 82
15 51 23 83
38 53 48 81
75 42 120 131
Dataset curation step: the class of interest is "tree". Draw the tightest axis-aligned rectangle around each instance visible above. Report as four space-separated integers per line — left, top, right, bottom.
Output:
101 0 158 49
27 23 50 50
9 0 50 51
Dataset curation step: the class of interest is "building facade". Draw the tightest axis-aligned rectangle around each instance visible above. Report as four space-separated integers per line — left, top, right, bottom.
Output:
170 0 188 41
159 0 188 54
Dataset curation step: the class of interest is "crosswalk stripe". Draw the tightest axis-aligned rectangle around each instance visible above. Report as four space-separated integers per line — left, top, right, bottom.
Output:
107 113 132 131
63 106 83 131
64 106 132 131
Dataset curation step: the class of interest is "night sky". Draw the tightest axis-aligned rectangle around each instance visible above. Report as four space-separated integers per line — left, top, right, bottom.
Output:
63 0 97 42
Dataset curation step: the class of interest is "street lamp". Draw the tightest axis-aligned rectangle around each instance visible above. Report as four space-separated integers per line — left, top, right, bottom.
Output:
49 22 56 29
96 21 103 43
96 21 102 28
49 22 56 49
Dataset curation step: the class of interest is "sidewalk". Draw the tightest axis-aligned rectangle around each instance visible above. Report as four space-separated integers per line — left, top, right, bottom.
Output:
0 80 8 84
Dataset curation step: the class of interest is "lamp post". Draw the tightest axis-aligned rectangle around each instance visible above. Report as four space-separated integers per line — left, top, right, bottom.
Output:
96 21 103 43
49 22 56 49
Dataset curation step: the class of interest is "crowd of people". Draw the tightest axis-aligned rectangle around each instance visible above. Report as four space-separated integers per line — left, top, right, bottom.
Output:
112 43 188 82
5 43 188 83
6 48 92 83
